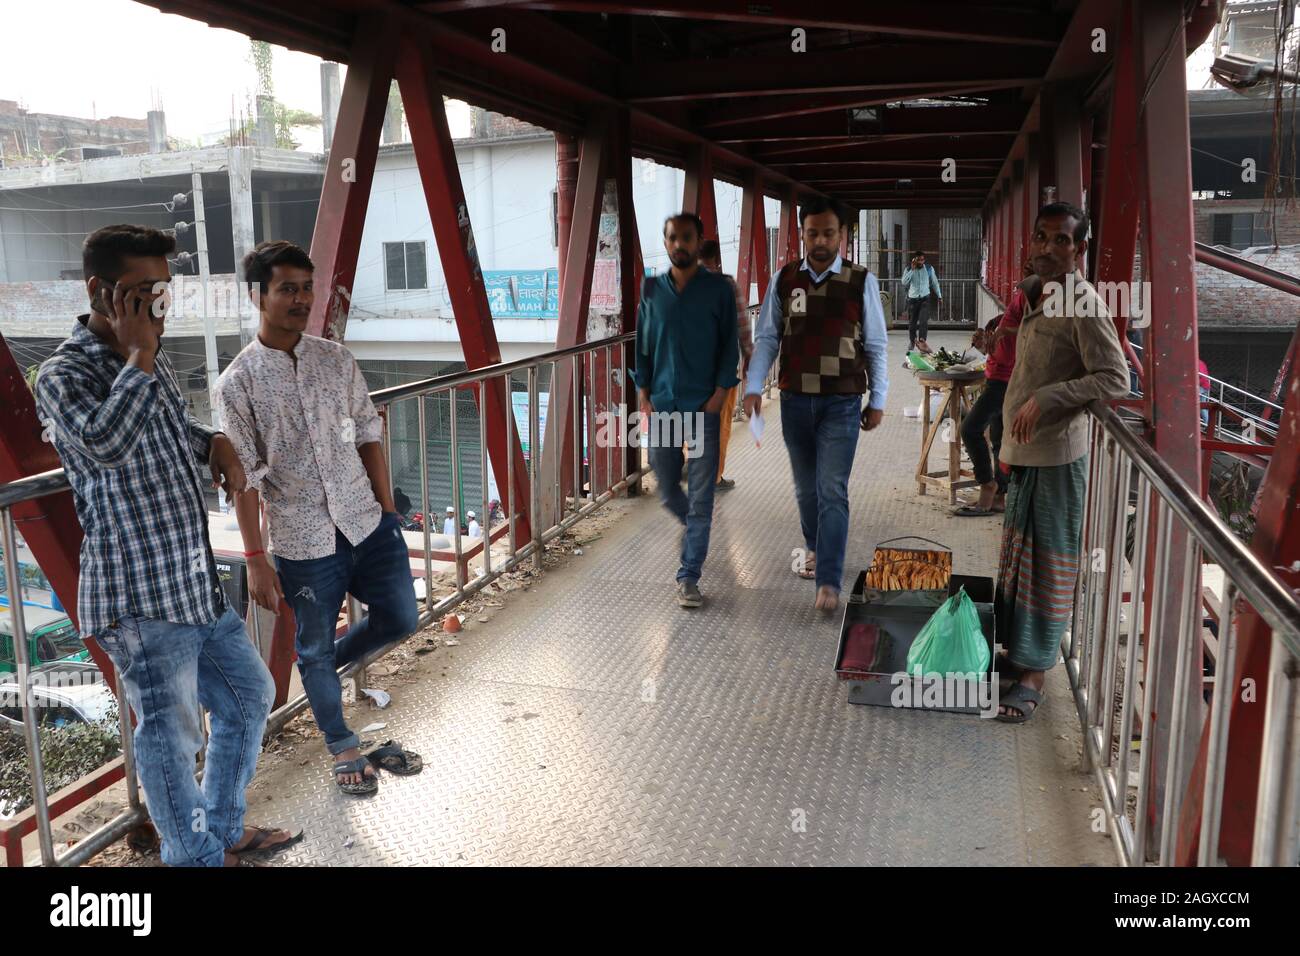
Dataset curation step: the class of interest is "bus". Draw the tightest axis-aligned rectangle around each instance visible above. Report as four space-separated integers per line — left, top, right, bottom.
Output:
0 605 89 675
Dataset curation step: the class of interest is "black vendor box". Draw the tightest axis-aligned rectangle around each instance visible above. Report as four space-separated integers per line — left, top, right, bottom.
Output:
833 570 999 715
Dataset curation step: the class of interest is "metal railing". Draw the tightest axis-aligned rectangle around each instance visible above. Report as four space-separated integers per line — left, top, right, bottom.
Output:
878 276 983 327
0 470 146 867
0 333 646 864
1066 400 1300 866
1127 340 1283 444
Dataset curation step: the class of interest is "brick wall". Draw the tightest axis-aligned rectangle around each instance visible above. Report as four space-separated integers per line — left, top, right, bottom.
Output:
1194 199 1300 247
1192 245 1300 330
0 100 149 163
468 107 548 141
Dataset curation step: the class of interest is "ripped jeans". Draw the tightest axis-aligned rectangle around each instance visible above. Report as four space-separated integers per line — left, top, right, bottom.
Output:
274 512 420 755
93 607 274 867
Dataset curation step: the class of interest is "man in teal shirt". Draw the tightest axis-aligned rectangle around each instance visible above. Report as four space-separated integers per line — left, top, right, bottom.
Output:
901 250 942 358
634 213 740 608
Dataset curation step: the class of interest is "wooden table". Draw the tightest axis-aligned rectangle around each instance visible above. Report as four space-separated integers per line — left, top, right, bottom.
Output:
916 369 985 504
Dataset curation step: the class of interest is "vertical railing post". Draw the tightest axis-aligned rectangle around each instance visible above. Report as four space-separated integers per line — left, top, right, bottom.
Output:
507 372 518 557
1198 582 1238 866
574 353 585 515
449 389 464 592
3 508 56 865
418 396 433 610
479 382 491 578
529 366 542 570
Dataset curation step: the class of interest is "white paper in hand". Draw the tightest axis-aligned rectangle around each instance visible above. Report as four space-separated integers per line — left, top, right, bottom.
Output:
748 411 765 447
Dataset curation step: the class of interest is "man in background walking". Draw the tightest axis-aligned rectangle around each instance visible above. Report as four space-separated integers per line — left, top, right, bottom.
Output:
698 238 753 491
901 249 942 360
634 213 739 608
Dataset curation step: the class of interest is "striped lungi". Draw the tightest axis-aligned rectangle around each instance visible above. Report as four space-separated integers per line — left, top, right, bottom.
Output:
994 456 1088 671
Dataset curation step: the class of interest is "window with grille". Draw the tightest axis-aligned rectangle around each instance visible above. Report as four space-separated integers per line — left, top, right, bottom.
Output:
1211 213 1269 249
384 241 428 290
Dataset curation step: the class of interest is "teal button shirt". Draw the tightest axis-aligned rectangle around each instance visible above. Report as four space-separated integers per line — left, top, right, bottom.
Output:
633 269 740 414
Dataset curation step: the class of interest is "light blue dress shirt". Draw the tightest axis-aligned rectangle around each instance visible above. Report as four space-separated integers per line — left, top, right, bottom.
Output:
901 264 941 300
745 255 890 411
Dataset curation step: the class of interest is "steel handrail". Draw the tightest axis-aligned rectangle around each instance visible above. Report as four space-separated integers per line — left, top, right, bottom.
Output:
1088 400 1300 655
370 332 637 407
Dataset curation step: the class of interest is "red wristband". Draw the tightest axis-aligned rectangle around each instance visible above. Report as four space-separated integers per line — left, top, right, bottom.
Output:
243 550 265 558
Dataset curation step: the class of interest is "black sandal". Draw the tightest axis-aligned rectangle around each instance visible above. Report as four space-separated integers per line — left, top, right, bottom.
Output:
334 755 380 795
366 740 424 775
232 825 304 858
996 683 1043 723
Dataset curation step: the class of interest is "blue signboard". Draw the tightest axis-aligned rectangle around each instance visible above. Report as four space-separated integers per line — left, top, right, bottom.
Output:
483 269 559 318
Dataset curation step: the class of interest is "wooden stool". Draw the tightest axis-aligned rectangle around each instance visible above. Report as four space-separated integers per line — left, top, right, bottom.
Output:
916 370 985 504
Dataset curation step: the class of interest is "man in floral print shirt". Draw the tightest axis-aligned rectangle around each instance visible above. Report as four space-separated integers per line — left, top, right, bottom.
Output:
216 241 420 796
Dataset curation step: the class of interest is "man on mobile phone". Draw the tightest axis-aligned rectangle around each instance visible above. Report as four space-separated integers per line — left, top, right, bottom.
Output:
35 224 296 867
901 250 942 360
216 240 420 796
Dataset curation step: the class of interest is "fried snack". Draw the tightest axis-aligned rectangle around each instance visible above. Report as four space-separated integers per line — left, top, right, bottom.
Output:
865 547 952 591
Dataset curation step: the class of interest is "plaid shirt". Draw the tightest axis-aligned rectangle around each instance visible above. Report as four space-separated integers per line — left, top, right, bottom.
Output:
35 317 226 637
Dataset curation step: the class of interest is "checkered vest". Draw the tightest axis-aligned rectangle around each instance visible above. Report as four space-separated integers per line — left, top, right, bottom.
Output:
776 260 868 394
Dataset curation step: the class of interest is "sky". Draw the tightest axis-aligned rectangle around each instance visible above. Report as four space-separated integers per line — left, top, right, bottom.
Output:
1 0 1224 151
1 0 470 150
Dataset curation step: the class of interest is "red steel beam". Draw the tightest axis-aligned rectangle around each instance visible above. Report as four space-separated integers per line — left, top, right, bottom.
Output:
1001 176 1015 300
702 83 1029 130
306 17 397 341
625 46 1052 102
734 174 764 311
420 0 1063 46
542 111 607 510
614 108 642 489
1133 0 1204 863
1091 1 1144 386
682 144 719 241
1194 243 1300 298
753 183 771 297
728 105 1027 148
778 187 800 269
555 132 580 298
396 31 535 543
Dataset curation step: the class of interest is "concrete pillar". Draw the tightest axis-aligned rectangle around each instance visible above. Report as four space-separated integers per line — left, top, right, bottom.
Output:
382 83 403 145
320 62 341 151
147 110 168 153
255 94 276 148
228 146 257 347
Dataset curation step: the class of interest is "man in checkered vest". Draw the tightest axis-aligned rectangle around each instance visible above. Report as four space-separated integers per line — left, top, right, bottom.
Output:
744 197 890 613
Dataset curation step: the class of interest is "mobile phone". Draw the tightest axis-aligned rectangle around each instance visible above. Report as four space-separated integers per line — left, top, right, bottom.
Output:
91 277 118 316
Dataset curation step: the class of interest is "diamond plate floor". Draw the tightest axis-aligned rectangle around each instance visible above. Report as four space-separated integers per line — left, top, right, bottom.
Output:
252 332 1113 867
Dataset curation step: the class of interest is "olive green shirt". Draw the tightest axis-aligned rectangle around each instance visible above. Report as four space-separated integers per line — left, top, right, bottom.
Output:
1000 272 1129 467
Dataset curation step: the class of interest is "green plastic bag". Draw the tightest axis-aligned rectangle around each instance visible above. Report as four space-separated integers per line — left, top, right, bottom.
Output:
905 587 990 679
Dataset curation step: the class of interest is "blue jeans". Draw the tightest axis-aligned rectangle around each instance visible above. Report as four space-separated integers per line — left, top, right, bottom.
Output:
779 391 863 592
274 512 419 756
647 411 721 583
94 606 274 868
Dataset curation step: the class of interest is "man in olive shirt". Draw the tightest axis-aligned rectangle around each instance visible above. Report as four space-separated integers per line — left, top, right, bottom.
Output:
633 213 740 608
995 202 1128 723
